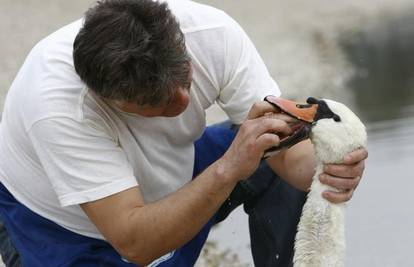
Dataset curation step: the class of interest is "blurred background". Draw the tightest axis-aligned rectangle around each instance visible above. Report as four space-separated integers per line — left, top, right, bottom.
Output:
1 0 413 266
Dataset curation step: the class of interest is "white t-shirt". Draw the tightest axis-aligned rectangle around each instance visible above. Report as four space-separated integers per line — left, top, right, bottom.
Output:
0 0 280 239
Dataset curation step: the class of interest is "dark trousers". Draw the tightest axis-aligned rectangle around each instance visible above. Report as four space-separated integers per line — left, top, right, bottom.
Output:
0 123 306 267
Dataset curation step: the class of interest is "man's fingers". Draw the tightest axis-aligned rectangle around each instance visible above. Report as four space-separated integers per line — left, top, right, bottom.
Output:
255 117 292 137
343 147 368 164
247 101 280 120
264 113 298 124
256 133 280 152
322 189 354 204
321 148 367 204
319 174 360 191
237 115 296 161
240 117 291 138
324 160 365 178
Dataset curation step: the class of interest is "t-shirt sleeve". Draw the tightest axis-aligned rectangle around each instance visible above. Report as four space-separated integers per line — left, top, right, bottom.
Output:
217 17 281 124
28 117 138 207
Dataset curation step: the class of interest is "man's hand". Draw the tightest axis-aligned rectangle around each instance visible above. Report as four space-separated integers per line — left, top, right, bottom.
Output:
219 101 293 182
319 147 368 203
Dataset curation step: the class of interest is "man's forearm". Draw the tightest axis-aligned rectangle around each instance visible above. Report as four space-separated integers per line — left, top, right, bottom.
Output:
266 139 316 191
122 159 238 265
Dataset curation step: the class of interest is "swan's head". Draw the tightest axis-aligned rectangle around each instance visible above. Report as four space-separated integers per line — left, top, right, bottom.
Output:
264 96 367 162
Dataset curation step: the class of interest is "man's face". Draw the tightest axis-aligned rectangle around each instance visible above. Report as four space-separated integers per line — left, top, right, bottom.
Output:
109 66 193 117
111 86 191 117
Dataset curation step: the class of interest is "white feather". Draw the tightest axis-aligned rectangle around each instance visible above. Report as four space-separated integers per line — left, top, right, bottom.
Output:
293 99 367 267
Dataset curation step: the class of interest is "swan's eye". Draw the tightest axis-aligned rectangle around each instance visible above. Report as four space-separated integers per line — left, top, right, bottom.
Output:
333 115 341 122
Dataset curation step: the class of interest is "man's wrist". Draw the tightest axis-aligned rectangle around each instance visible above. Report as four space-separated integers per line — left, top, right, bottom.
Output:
213 158 240 187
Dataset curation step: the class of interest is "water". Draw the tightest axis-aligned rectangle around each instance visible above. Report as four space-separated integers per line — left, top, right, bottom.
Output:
346 117 414 267
343 13 414 265
1 1 414 266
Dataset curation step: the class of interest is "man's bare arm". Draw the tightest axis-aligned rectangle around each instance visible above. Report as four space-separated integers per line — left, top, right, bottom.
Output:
81 159 238 266
266 139 316 191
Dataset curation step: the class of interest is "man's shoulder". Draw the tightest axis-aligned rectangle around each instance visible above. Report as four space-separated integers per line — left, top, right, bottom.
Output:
32 19 83 62
5 19 87 131
166 0 235 34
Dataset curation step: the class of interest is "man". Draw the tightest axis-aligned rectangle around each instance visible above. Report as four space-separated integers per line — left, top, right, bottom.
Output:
0 0 367 266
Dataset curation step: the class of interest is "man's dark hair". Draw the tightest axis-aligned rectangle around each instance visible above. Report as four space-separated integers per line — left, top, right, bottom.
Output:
73 0 191 106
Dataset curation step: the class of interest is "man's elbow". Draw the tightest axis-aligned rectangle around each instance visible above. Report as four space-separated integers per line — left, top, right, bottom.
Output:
114 225 175 267
293 178 312 192
116 238 161 266
121 253 155 267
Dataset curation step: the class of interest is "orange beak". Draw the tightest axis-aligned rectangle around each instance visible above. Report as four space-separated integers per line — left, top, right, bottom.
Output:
262 96 320 158
264 95 318 123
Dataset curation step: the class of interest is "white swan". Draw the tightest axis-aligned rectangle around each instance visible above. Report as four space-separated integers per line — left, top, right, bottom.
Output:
264 96 367 267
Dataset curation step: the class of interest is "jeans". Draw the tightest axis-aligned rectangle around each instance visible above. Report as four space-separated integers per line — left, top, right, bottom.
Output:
0 122 306 267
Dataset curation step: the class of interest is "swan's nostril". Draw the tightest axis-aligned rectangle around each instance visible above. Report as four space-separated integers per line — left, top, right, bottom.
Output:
296 103 313 109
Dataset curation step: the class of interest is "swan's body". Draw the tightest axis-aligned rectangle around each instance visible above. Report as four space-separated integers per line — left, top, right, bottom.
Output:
293 99 367 267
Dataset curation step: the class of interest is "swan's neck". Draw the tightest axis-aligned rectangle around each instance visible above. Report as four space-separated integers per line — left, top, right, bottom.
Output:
311 160 338 195
293 155 346 267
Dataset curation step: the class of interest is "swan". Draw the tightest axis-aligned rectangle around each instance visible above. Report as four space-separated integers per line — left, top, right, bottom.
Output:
264 96 367 267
